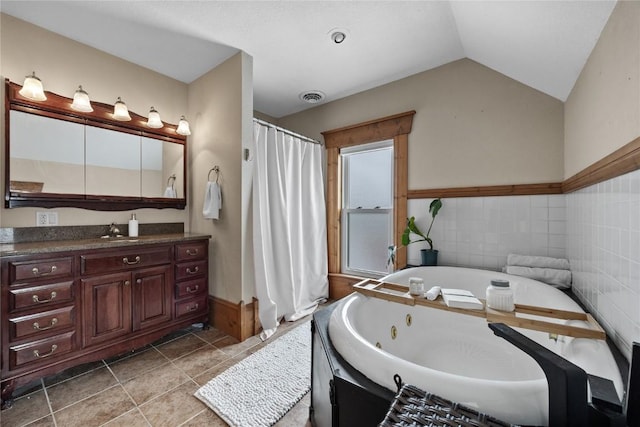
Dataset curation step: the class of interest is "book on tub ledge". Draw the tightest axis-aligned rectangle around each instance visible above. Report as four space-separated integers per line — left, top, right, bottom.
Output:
441 289 484 310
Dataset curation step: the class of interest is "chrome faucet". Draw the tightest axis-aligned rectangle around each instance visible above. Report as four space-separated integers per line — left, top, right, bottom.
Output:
108 222 121 237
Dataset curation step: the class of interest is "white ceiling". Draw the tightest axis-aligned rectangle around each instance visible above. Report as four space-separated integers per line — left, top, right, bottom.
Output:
1 1 616 118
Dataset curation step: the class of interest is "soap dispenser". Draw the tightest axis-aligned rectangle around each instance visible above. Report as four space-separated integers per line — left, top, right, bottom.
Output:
128 214 139 237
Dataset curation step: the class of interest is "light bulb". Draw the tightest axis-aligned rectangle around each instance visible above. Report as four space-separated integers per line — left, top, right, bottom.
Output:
176 116 191 136
71 85 93 112
147 107 163 129
113 97 131 121
19 72 47 101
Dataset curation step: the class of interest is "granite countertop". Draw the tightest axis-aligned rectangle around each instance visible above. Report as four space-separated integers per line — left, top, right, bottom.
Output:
0 232 211 257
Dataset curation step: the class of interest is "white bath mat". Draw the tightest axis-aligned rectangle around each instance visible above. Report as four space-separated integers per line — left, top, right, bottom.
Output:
194 322 311 427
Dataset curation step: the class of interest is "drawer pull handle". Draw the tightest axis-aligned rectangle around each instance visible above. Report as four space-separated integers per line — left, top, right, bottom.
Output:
186 266 199 274
186 249 199 256
186 285 199 294
124 280 131 286
122 256 141 265
188 303 199 312
32 265 57 276
33 344 58 358
136 279 142 284
33 318 58 331
32 291 57 303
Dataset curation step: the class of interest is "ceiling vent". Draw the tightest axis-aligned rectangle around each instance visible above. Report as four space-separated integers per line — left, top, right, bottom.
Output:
299 91 325 104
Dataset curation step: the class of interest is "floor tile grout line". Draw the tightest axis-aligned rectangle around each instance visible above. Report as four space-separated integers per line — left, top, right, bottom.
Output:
42 360 121 415
41 377 58 427
47 382 125 416
108 346 172 384
42 359 110 392
134 377 196 409
103 360 153 426
177 408 209 427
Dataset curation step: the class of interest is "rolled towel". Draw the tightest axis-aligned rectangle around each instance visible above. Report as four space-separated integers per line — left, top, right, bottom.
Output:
504 266 572 289
203 182 222 219
425 286 441 301
507 254 570 270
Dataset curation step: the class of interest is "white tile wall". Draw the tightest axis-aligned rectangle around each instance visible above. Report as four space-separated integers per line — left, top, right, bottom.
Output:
407 194 566 270
567 168 640 360
406 168 640 360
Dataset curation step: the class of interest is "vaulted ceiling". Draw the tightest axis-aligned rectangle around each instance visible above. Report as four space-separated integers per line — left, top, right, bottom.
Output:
1 1 616 118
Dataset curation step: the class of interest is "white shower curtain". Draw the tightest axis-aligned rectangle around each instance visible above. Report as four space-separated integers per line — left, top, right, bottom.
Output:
253 122 328 340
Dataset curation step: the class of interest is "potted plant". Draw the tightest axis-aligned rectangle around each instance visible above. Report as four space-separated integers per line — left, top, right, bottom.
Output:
402 198 443 266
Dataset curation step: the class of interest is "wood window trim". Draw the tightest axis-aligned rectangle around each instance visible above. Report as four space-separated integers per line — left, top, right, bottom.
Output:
322 111 415 278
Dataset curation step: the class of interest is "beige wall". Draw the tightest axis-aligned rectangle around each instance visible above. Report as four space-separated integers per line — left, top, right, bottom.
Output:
0 13 188 227
279 58 565 189
188 52 250 302
564 0 640 179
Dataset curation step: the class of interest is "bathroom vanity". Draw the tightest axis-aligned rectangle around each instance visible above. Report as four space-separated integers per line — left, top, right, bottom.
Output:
0 234 210 408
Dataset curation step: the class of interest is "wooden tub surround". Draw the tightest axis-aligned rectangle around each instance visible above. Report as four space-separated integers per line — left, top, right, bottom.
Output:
0 233 210 408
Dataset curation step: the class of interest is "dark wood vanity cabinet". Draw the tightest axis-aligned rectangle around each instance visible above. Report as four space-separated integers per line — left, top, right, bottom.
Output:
1 238 209 408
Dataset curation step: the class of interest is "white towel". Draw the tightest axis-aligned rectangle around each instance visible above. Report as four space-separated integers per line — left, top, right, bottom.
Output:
425 286 441 301
503 266 572 289
163 186 177 198
507 254 570 270
203 182 222 219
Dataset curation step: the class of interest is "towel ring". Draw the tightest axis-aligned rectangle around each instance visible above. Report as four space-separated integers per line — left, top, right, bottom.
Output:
166 174 176 189
208 166 220 184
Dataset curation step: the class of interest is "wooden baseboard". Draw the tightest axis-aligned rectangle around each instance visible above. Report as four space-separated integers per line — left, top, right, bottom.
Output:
209 296 260 341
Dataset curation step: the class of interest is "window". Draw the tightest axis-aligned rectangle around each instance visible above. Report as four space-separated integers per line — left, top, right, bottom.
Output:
341 140 394 277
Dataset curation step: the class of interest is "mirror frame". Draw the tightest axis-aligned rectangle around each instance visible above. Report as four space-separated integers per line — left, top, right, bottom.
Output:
4 79 187 210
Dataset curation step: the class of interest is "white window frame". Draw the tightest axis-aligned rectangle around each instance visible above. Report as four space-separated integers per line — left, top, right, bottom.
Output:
340 140 394 278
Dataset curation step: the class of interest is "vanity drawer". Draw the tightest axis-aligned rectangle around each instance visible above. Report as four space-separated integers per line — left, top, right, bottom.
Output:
175 277 207 299
175 295 208 319
10 257 73 283
9 281 75 312
175 241 207 262
9 306 75 341
175 260 207 281
80 246 172 275
9 331 76 369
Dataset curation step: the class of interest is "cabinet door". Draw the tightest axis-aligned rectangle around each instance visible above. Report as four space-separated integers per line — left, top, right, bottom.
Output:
81 272 132 347
132 265 172 331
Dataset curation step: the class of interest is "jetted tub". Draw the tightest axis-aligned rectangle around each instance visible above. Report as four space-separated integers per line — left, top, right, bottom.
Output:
329 266 624 426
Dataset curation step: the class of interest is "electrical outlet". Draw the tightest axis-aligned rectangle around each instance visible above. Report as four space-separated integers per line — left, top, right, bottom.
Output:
36 212 49 226
36 211 58 226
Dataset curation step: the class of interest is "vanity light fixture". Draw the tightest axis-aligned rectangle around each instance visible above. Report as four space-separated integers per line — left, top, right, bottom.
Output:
176 115 191 136
19 71 47 101
147 106 163 129
70 85 93 112
113 97 132 121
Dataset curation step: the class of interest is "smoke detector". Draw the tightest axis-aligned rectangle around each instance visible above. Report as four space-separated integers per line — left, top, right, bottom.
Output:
328 27 349 44
331 31 346 44
299 91 325 104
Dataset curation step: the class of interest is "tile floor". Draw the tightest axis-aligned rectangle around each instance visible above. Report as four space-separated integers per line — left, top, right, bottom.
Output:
1 318 313 427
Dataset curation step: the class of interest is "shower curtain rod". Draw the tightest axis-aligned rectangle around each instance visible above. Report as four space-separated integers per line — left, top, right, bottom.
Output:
253 118 323 145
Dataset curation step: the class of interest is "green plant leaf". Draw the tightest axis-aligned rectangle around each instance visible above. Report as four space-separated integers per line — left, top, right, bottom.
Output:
407 217 427 240
402 216 427 246
429 198 442 218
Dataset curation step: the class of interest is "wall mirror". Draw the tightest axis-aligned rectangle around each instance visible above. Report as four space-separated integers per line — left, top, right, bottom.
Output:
5 80 187 210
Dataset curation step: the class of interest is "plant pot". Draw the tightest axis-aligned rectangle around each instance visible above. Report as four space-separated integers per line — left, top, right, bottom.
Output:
420 249 438 266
